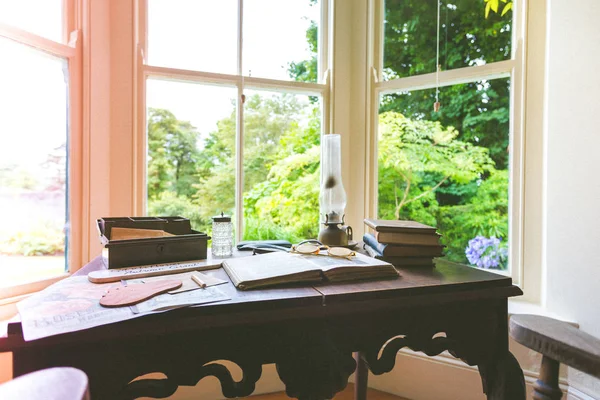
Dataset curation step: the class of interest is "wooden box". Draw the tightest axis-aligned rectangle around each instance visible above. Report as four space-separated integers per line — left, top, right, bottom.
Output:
96 217 210 269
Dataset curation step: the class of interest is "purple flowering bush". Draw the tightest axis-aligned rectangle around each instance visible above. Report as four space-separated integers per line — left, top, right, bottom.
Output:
465 236 508 269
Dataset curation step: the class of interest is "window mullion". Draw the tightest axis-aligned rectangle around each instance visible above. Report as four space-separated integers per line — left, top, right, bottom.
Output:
319 0 328 83
235 0 244 242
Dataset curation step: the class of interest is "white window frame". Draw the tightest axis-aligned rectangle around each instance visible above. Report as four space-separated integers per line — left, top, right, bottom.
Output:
134 0 332 242
366 0 542 299
0 0 84 300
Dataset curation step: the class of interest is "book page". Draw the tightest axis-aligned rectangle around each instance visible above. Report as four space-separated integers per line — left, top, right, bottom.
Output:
302 252 392 272
222 252 321 286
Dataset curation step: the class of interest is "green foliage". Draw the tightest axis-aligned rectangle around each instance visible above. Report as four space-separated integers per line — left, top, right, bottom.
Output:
148 93 321 241
377 111 509 264
287 21 318 83
0 222 64 256
484 0 513 18
244 217 304 243
0 165 39 190
147 108 202 199
245 145 320 240
378 111 495 219
146 0 513 265
438 169 509 262
382 0 512 169
147 191 207 232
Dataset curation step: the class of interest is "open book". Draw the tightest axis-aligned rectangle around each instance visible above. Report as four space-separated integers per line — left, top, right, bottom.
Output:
222 251 399 290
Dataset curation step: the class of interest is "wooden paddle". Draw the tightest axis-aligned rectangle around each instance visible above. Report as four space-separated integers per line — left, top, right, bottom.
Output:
100 280 182 308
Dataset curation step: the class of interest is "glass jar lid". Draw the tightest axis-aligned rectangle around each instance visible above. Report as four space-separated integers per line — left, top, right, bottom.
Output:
212 212 231 222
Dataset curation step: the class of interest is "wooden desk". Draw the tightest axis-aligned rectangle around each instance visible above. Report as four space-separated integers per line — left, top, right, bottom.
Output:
0 255 525 400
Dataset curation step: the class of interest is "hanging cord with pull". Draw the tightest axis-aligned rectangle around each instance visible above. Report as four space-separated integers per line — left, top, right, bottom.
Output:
434 0 441 113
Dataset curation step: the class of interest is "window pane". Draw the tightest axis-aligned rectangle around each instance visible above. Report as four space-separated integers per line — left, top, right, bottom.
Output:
383 0 512 80
148 0 237 74
146 79 237 235
377 78 510 271
0 37 68 286
0 0 63 43
243 90 321 241
244 0 320 82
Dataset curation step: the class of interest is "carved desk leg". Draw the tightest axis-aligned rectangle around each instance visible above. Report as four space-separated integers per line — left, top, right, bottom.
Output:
477 304 526 400
354 352 368 400
358 301 526 400
478 351 526 400
275 323 356 400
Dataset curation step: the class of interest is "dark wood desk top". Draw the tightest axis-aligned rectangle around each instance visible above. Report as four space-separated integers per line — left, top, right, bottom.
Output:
317 258 518 301
0 252 522 352
2 251 527 400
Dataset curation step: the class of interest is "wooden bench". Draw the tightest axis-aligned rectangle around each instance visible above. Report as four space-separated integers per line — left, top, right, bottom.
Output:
510 314 600 400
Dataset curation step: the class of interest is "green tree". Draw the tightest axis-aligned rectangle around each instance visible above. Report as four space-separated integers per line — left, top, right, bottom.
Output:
381 0 512 169
378 111 495 219
287 20 318 83
147 108 202 200
193 93 320 240
287 0 318 83
244 106 321 241
378 111 507 264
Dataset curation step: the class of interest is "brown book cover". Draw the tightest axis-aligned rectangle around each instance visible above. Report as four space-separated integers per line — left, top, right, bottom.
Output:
363 233 444 257
374 230 441 246
363 244 435 266
364 218 438 234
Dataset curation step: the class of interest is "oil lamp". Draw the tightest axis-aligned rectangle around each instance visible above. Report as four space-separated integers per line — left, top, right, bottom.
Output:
318 134 352 246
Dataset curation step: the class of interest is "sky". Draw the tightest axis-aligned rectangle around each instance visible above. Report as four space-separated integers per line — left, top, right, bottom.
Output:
0 37 66 181
0 0 65 181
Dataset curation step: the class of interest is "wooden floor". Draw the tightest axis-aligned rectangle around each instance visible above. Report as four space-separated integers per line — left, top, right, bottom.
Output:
248 384 409 400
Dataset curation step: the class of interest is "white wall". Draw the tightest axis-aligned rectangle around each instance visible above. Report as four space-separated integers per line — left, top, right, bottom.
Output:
545 0 600 396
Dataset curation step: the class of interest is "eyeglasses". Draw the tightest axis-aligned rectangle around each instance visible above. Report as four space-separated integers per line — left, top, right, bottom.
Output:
290 240 356 260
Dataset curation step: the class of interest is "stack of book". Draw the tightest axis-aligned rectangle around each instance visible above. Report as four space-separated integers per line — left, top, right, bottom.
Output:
363 219 444 267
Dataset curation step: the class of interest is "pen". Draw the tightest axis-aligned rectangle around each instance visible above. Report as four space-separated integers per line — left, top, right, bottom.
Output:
192 274 207 289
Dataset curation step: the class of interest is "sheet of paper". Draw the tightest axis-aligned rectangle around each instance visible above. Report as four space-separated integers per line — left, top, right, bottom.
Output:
131 286 230 314
17 274 231 341
126 271 227 294
189 272 228 289
110 227 174 240
17 276 143 341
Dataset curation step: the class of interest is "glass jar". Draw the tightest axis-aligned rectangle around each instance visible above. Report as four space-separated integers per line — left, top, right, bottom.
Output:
211 212 232 257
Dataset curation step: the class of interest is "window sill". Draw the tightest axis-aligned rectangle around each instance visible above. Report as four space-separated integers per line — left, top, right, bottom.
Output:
508 298 578 327
0 273 70 303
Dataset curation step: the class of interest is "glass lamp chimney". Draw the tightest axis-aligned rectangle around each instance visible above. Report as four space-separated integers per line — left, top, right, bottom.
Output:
320 134 346 224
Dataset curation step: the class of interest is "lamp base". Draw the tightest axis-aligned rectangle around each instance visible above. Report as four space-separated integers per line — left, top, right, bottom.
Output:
318 223 349 247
